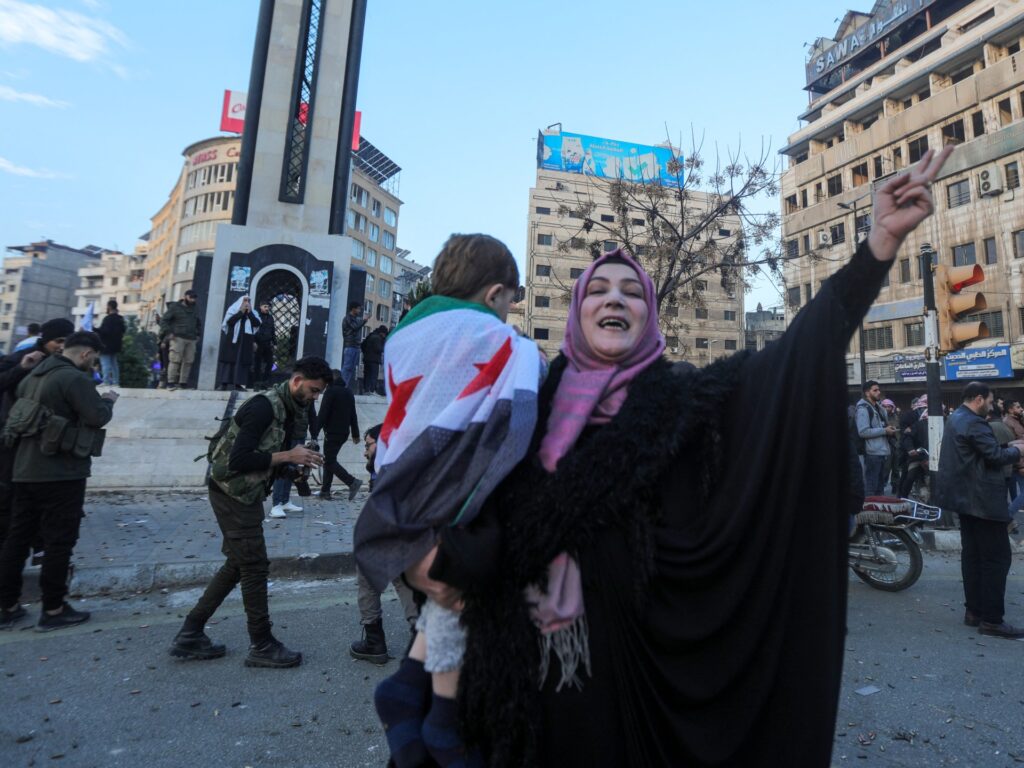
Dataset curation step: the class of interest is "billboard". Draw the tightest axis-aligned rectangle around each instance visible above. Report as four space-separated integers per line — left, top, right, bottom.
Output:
944 343 1013 380
892 352 927 383
221 89 247 133
537 130 681 186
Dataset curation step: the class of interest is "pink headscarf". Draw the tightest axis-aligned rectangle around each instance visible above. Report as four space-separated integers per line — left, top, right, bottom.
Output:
537 248 665 472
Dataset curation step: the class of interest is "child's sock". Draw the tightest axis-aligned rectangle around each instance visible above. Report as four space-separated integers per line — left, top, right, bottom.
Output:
374 657 430 768
421 692 484 768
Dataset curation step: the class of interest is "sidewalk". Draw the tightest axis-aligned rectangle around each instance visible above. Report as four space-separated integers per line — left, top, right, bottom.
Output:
27 488 365 600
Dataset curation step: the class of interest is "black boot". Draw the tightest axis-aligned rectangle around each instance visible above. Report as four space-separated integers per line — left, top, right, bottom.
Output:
245 636 302 668
350 618 388 664
168 627 226 660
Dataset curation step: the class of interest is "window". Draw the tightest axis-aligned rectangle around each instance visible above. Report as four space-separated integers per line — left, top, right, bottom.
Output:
863 325 894 351
947 179 971 208
787 287 801 307
999 98 1013 126
802 234 811 253
695 280 708 291
569 268 584 279
351 240 364 261
786 240 799 259
967 309 1003 337
873 155 884 178
804 283 812 304
908 135 929 163
852 163 869 187
723 310 737 321
350 183 368 206
379 255 393 275
534 295 550 308
785 194 798 214
984 237 998 265
535 264 551 277
568 211 582 219
368 223 380 243
384 207 398 226
893 147 903 169
600 214 614 223
570 237 586 249
381 231 396 250
949 67 973 85
1010 41 1022 55
917 88 930 103
900 258 911 283
533 328 549 340
666 335 680 351
724 339 737 350
801 189 809 208
941 119 965 145
952 243 976 266
662 304 678 317
631 218 644 226
365 274 374 294
345 209 355 230
376 304 390 323
718 228 732 237
364 300 373 316
111 277 119 286
902 98 913 111
537 234 553 246
695 338 709 349
603 241 617 251
1006 161 1021 190
1015 230 1024 259
695 307 709 319
366 248 377 268
855 213 871 239
972 111 986 138
3 303 10 312
378 279 391 299
535 206 551 215
371 199 381 218
814 182 823 203
905 322 924 347
830 222 846 244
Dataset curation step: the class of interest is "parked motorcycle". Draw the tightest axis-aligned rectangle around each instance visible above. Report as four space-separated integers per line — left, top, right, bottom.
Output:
848 497 941 591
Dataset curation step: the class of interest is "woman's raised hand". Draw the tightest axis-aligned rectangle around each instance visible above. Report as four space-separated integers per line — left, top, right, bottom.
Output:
867 145 954 262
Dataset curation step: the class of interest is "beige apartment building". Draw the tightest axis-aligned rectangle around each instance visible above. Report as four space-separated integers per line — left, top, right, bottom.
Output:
140 135 402 336
525 131 744 364
781 0 1024 394
0 241 100 354
72 245 147 328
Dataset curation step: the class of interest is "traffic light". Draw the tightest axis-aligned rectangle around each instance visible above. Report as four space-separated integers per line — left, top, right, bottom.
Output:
933 263 989 351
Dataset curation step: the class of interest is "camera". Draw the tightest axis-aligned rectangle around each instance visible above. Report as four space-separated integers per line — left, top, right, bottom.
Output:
283 440 320 497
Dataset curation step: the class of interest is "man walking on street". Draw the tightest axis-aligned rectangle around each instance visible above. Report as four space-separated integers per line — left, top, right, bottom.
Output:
341 302 367 389
160 290 201 390
936 381 1024 639
349 424 418 664
0 332 117 631
856 380 896 496
168 357 331 667
252 301 275 387
97 300 126 386
314 370 363 501
360 325 386 395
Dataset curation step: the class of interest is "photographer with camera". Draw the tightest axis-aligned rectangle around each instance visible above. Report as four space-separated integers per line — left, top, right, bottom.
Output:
169 357 331 668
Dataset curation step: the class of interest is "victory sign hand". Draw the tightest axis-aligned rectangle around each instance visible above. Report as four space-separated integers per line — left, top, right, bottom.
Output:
868 145 954 262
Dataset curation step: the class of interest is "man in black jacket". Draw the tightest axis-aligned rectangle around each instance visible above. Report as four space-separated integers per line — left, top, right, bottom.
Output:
360 325 386 395
314 371 362 501
340 302 367 388
936 381 1023 638
252 301 275 387
97 299 126 386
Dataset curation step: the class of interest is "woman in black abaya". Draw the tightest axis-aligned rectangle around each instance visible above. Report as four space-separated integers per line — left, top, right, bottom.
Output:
400 147 954 768
217 295 261 391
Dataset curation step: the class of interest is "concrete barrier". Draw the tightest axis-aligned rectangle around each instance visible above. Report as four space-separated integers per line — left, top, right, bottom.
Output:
91 387 389 490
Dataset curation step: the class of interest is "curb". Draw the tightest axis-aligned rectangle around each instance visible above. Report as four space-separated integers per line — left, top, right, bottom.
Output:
918 529 1024 554
22 551 357 601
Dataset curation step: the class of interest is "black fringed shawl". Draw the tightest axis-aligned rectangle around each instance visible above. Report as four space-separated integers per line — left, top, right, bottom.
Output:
455 242 891 767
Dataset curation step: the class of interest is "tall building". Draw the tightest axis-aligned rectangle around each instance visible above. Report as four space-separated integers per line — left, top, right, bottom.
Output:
781 0 1024 392
72 245 147 328
525 127 744 364
0 240 100 353
745 303 786 352
140 135 403 337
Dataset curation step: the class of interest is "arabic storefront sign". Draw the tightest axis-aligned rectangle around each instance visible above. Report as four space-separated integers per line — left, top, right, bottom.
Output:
806 0 937 87
944 343 1013 380
893 352 927 383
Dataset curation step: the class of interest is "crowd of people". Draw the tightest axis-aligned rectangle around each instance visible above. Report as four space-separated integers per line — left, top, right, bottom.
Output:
8 145 1019 767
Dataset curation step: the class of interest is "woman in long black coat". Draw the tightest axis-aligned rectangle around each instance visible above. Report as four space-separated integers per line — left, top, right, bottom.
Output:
399 148 953 768
217 295 261 390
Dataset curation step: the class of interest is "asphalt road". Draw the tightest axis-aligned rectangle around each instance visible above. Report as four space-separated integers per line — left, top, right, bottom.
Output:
2 554 1024 767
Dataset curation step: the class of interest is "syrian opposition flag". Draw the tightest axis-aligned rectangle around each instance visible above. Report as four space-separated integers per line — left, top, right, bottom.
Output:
354 296 540 592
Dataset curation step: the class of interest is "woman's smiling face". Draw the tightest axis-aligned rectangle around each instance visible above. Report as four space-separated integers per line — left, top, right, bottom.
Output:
579 262 649 364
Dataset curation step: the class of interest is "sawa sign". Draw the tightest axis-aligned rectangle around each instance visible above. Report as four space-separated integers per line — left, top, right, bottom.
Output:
806 0 937 87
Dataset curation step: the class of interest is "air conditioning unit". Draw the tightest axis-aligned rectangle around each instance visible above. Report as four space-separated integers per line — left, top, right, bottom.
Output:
818 230 832 247
856 231 868 244
978 164 1004 196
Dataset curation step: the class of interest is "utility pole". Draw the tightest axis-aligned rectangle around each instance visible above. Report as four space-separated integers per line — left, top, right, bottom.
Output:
920 242 949 524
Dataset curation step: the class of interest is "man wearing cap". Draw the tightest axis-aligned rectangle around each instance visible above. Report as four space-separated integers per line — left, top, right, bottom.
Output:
0 318 73 551
159 290 202 390
0 331 117 631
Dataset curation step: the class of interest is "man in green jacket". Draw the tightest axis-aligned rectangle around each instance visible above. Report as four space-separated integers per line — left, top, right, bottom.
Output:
168 357 330 668
160 290 201 390
0 332 117 631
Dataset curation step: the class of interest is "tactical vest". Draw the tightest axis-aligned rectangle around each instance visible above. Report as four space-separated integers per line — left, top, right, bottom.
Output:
209 382 293 505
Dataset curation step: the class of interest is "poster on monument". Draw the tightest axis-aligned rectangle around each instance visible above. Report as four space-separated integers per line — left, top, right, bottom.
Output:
230 266 251 292
309 269 329 298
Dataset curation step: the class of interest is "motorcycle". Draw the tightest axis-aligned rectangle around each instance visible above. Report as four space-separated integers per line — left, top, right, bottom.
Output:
848 497 941 592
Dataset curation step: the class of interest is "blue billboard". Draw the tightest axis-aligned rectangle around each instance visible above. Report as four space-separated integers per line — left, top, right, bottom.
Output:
538 130 681 186
944 343 1013 380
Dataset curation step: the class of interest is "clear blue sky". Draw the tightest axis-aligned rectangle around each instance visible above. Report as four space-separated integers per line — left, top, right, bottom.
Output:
0 0 856 312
